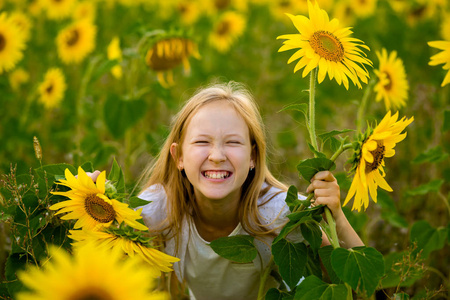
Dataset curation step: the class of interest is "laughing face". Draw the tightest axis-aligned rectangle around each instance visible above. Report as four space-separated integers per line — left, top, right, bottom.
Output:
173 100 254 205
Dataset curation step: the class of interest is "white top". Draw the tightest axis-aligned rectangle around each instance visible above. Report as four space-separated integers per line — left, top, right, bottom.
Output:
138 183 305 300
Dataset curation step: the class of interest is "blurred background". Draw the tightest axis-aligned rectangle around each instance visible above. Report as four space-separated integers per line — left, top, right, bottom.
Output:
1 0 449 298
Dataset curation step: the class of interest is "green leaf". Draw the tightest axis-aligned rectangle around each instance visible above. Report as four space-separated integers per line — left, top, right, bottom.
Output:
393 293 410 300
297 158 336 182
331 246 385 297
103 95 147 139
279 103 308 120
318 246 341 284
406 179 444 196
300 219 322 250
410 220 448 258
209 235 257 263
412 146 448 164
272 238 308 290
307 143 327 158
318 129 353 145
305 247 322 279
5 253 28 296
294 276 351 300
35 163 76 180
91 58 120 82
129 196 151 208
285 185 302 212
108 158 126 194
265 289 295 300
329 137 341 153
381 251 422 289
443 109 450 132
79 161 94 173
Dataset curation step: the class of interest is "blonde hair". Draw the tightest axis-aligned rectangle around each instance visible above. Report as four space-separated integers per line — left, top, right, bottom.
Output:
139 81 287 242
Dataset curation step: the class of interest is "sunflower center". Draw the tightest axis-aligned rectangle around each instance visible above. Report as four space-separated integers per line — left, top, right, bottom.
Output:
279 0 290 8
215 0 230 10
68 286 114 300
365 141 385 173
67 29 80 47
0 34 6 51
84 194 116 223
217 21 230 36
146 39 190 71
309 31 344 62
382 71 393 91
46 83 54 94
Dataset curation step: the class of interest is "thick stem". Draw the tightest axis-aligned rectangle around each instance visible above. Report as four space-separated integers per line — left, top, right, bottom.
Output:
356 78 376 132
324 207 340 249
258 256 275 300
309 68 319 153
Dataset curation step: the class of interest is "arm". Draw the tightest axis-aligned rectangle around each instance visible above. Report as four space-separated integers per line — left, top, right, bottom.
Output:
306 171 364 248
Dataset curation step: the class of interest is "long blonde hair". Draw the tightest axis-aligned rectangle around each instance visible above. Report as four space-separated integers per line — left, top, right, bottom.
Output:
139 81 287 242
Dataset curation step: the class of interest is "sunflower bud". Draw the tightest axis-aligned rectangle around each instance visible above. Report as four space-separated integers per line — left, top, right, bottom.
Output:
104 180 117 198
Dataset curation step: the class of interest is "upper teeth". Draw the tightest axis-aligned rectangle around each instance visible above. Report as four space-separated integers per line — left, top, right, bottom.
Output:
204 171 229 179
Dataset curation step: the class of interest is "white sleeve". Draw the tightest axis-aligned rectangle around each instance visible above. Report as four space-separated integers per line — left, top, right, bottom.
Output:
137 184 169 232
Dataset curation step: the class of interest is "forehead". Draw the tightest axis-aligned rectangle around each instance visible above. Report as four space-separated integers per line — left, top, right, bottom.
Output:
185 100 250 137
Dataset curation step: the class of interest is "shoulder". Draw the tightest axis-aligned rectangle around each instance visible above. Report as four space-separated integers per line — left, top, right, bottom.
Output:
137 184 168 230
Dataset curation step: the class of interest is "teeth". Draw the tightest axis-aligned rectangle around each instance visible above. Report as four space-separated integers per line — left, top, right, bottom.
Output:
204 171 229 179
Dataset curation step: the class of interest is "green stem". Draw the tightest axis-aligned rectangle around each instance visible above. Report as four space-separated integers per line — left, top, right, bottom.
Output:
258 256 274 300
324 207 340 249
438 191 450 218
308 68 318 153
356 78 376 132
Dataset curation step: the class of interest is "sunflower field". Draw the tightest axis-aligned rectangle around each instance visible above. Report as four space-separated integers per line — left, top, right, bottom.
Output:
0 0 449 299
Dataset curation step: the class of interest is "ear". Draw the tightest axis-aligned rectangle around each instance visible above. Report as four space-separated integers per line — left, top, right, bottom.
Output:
170 143 184 170
250 145 256 169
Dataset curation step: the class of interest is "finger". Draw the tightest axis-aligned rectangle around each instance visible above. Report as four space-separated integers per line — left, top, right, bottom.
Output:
311 171 335 182
306 180 338 194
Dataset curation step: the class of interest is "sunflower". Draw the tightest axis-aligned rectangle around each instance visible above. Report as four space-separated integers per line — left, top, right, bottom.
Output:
16 243 169 300
0 12 26 74
56 19 96 64
277 0 372 89
37 68 67 109
50 167 149 231
350 0 378 18
145 36 200 88
269 0 302 21
107 36 123 79
73 1 97 21
69 228 180 278
176 0 201 26
343 111 414 211
209 11 246 53
440 14 450 41
332 0 356 27
374 49 409 111
428 40 450 87
9 67 29 91
9 11 32 42
44 0 77 20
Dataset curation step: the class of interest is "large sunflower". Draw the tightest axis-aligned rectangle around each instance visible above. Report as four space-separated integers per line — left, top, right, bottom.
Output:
374 48 409 111
277 0 372 89
0 12 26 74
38 68 67 109
428 40 450 87
17 243 169 300
145 35 200 88
50 167 148 231
343 111 414 211
107 36 123 79
56 19 96 64
69 228 180 278
209 11 246 53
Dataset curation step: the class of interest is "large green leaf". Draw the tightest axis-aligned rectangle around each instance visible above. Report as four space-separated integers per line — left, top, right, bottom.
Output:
103 95 147 139
412 146 448 164
318 246 341 284
410 220 448 258
265 288 295 300
300 218 322 251
297 158 336 182
285 185 302 212
272 238 308 290
330 246 384 297
406 179 444 196
294 276 351 300
108 158 126 194
209 235 257 263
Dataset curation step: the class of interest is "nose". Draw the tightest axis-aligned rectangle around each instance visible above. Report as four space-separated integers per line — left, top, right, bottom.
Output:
208 144 226 163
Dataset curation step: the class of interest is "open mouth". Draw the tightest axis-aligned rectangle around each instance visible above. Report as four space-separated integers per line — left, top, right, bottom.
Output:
202 171 231 179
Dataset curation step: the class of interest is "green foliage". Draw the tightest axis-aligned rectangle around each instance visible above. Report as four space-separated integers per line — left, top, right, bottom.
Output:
410 220 448 258
296 158 336 182
294 276 351 300
209 235 258 263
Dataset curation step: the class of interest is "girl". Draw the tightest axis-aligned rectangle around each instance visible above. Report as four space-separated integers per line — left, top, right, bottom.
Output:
91 81 363 299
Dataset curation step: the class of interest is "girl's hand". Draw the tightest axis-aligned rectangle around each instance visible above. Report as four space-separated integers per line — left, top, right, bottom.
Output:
306 171 343 219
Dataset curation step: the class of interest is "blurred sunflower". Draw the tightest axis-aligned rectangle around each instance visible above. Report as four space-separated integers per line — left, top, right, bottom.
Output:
38 68 67 109
406 0 436 26
374 49 409 111
43 0 77 20
17 243 169 300
200 0 248 16
350 0 377 18
145 36 200 88
50 167 149 231
176 0 201 26
440 14 450 41
332 0 356 26
277 0 372 89
9 67 29 91
107 36 123 79
73 1 97 21
209 11 246 53
269 0 302 21
9 11 32 42
344 111 414 211
28 0 46 17
56 19 96 64
69 228 180 278
428 40 450 87
0 12 26 74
